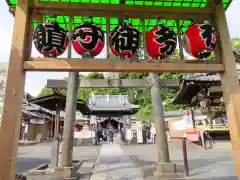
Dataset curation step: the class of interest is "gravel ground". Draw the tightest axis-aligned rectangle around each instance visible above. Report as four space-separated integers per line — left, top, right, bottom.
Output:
121 140 237 180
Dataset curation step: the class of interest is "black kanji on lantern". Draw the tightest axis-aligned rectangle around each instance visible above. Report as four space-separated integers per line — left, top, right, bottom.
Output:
199 24 217 49
110 25 140 55
154 25 177 55
33 21 67 56
72 23 104 50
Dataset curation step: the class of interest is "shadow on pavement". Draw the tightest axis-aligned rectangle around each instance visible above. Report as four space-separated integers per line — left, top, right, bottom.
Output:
16 157 49 174
97 154 235 179
190 176 237 180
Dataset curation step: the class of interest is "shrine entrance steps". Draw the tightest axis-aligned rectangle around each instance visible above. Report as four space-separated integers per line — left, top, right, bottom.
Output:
89 144 144 180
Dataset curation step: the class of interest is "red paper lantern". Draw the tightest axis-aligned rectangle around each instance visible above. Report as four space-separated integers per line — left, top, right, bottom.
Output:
72 22 105 57
110 21 140 58
183 23 217 59
73 124 83 132
146 24 177 59
33 21 68 57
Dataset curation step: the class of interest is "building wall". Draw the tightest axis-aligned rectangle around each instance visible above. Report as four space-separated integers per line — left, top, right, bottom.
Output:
26 120 49 141
27 124 36 141
0 62 8 122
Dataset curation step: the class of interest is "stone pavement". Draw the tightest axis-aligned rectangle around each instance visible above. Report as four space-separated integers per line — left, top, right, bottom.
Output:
121 140 237 180
17 142 101 174
90 144 144 180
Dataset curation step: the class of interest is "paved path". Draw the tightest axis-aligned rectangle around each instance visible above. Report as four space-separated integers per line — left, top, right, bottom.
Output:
122 140 237 180
90 144 144 180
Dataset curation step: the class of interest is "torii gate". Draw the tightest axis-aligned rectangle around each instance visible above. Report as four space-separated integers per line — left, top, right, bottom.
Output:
0 0 239 179
46 75 180 168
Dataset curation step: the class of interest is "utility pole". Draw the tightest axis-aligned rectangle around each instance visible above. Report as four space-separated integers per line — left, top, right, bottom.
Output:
60 17 79 167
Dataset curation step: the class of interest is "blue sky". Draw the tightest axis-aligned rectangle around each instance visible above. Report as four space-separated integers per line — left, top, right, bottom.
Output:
0 0 239 97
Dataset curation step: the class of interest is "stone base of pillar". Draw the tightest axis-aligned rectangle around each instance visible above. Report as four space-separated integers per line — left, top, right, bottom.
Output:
154 162 177 176
55 166 77 180
27 166 77 180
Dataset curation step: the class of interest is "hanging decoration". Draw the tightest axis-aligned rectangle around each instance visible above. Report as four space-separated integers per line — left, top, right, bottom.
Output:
110 19 140 59
146 24 177 59
73 124 83 132
183 23 217 59
33 21 68 57
72 21 105 57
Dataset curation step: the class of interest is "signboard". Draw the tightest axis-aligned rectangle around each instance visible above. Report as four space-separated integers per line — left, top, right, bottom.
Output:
185 130 200 142
172 119 188 131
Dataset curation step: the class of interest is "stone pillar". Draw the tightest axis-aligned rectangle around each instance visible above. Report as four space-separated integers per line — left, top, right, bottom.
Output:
60 72 78 167
60 17 79 171
150 73 176 175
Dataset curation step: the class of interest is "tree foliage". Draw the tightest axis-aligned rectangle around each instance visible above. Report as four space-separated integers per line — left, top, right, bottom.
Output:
38 87 53 97
208 37 240 60
232 37 240 51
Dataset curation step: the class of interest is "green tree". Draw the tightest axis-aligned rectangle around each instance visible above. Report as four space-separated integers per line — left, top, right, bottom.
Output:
85 72 104 79
38 87 52 97
208 37 240 60
232 37 240 51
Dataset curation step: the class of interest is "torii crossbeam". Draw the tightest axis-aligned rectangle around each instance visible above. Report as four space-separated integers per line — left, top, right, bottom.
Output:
46 78 180 88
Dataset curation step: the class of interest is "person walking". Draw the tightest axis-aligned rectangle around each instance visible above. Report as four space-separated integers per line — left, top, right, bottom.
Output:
150 123 156 144
108 130 114 144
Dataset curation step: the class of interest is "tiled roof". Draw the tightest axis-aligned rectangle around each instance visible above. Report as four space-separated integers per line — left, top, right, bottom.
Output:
22 100 58 120
88 94 140 111
22 109 41 118
183 50 240 82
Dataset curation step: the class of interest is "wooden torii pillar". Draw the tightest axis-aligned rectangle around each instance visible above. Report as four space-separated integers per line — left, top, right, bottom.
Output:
0 0 32 179
1 0 240 179
212 1 240 178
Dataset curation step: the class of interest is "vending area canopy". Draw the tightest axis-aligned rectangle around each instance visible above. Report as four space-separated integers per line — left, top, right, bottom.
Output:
6 0 233 33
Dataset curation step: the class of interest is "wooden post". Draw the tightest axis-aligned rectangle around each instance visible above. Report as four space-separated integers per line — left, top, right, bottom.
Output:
213 1 240 179
0 0 30 179
176 20 184 60
54 106 60 140
182 138 189 176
